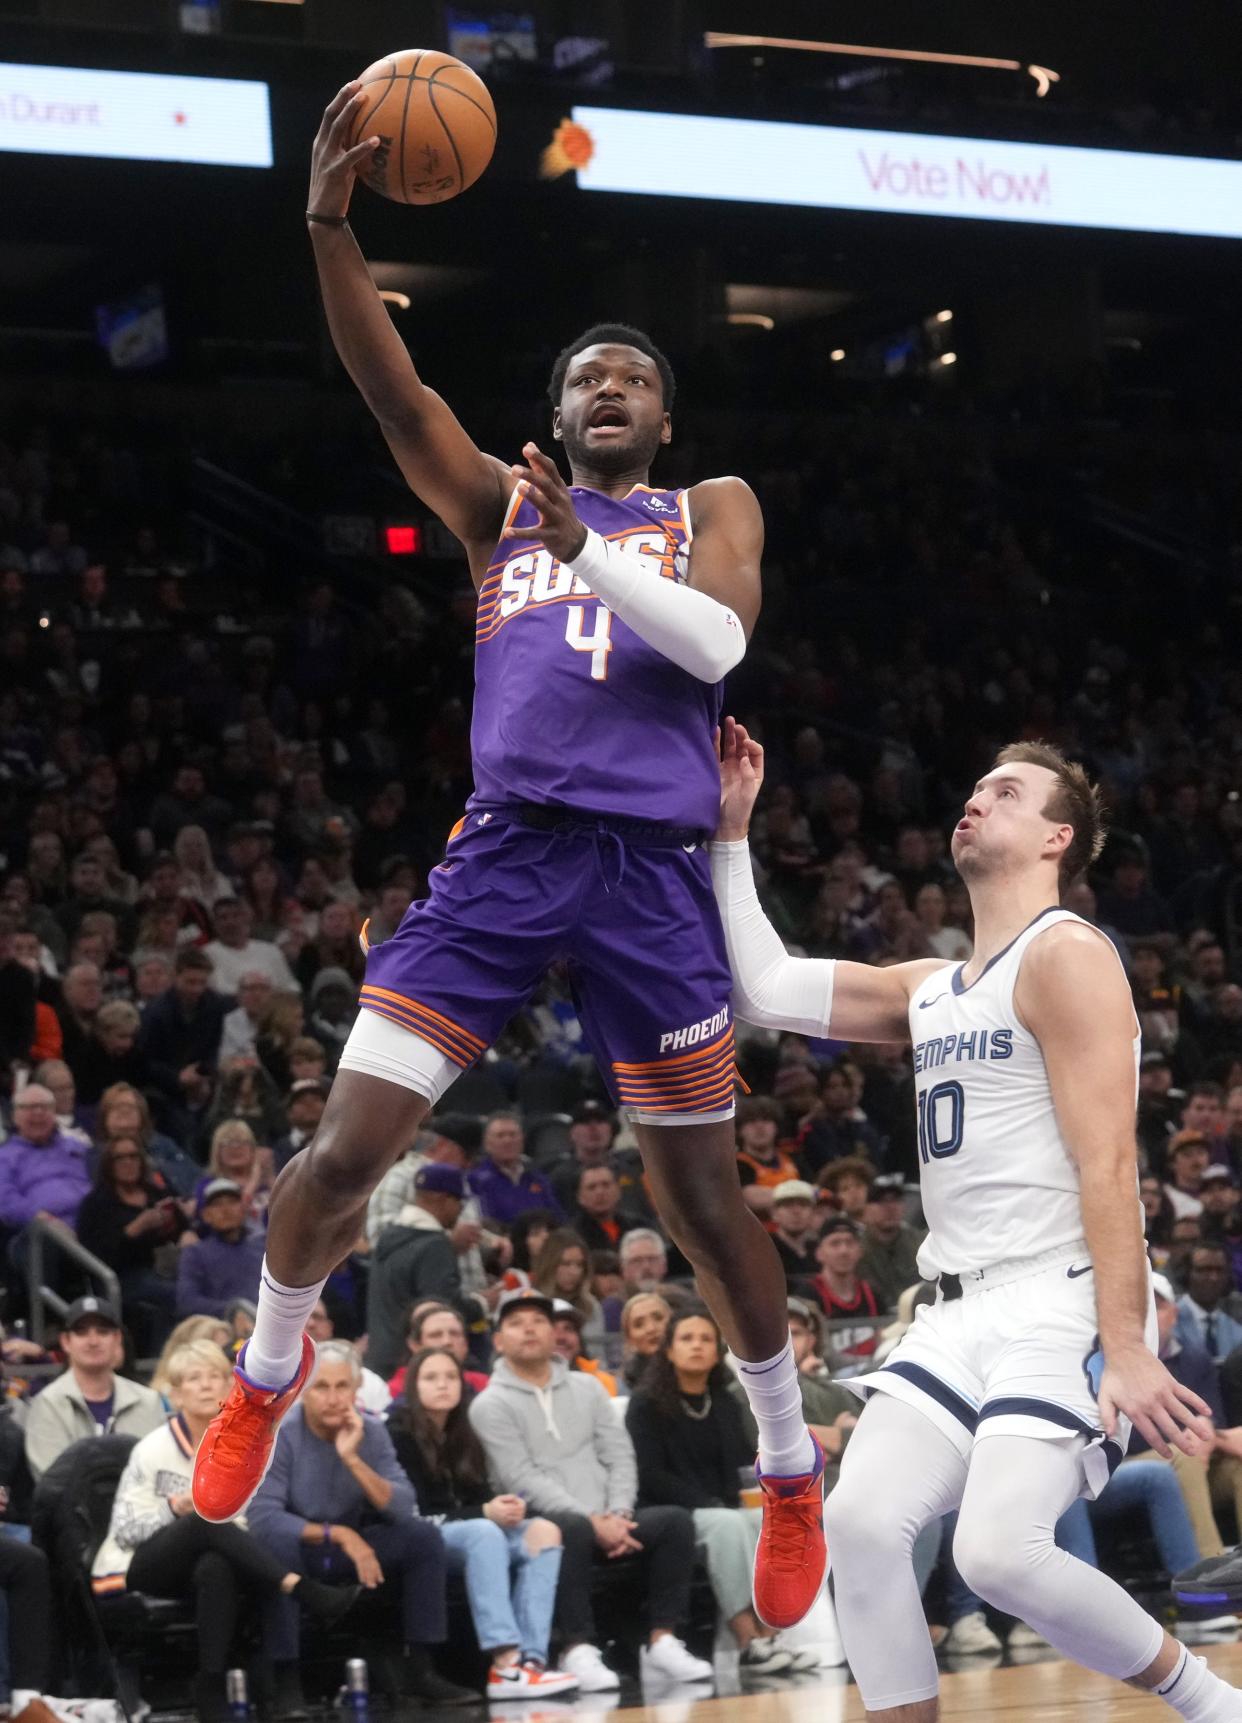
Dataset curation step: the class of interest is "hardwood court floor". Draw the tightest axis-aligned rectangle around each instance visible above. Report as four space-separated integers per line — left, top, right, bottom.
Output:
604 1643 1242 1721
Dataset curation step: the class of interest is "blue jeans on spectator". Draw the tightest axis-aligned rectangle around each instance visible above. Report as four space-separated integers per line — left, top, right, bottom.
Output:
440 1519 561 1663
1057 1460 1200 1576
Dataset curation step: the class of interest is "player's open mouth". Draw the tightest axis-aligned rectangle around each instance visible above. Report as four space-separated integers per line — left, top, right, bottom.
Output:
588 406 629 434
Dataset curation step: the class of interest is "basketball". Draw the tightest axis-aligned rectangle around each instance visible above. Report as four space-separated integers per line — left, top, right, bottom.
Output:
348 48 497 205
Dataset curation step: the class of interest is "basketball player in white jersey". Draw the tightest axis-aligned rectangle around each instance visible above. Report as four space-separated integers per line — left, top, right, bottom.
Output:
712 720 1234 1722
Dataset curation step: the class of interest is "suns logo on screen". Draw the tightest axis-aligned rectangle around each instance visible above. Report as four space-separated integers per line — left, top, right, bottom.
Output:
540 117 595 180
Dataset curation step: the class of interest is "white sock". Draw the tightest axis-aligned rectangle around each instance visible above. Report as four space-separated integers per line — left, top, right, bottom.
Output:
735 1340 816 1476
1155 1646 1242 1720
242 1258 327 1389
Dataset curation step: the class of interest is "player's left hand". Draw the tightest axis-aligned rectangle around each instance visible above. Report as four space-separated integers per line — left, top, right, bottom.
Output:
1098 1346 1214 1458
503 443 588 562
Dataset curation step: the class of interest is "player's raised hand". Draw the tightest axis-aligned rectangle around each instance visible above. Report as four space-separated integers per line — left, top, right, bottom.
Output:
716 716 765 841
504 443 588 562
308 82 381 222
1097 1347 1214 1459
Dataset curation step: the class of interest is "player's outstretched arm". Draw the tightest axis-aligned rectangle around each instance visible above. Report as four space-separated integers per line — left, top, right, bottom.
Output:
712 720 943 1042
1019 924 1214 1459
307 82 513 553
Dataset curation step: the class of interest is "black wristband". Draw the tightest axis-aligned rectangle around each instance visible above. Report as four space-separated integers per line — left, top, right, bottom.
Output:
306 211 349 228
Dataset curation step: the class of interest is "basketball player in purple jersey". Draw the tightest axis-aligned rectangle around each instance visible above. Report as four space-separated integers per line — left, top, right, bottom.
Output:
193 79 826 1632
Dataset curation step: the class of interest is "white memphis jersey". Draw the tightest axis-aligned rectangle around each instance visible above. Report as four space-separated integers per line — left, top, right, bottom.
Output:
907 907 1140 1278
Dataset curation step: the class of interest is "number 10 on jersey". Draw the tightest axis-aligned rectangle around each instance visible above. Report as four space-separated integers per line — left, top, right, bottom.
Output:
918 1080 965 1163
566 605 613 681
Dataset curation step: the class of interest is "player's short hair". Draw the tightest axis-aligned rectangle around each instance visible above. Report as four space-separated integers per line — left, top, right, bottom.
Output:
992 740 1106 886
547 322 676 410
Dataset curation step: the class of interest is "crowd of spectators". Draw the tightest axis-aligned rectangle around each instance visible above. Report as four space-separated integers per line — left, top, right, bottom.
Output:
1 381 1242 1711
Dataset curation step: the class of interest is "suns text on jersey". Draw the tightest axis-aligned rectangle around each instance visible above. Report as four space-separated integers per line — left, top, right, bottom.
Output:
497 532 683 621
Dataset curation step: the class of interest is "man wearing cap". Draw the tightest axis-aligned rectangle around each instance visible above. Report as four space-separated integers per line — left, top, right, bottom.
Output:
273 1079 329 1175
176 1180 267 1320
366 1165 464 1378
364 1114 482 1247
802 1219 881 1375
549 1101 649 1218
1165 1131 1211 1221
856 1175 924 1314
769 1182 822 1281
551 1299 619 1397
23 1297 163 1479
471 1290 711 1691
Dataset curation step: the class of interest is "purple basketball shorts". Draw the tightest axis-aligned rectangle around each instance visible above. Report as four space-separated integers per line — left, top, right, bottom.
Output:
359 806 737 1115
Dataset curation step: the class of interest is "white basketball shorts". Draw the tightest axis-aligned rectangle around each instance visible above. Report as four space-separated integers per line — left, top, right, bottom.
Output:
846 1240 1157 1500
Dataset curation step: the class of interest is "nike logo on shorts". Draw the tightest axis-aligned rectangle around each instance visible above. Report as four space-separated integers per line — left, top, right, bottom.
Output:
1066 1264 1093 1279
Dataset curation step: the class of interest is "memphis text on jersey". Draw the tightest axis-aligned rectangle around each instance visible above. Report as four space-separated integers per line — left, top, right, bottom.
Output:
913 1028 1014 1074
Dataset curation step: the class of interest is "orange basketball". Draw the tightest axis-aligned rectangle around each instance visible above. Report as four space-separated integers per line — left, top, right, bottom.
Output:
348 48 497 206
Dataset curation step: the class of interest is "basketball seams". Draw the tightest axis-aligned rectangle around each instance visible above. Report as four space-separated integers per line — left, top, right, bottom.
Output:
396 54 425 205
426 71 465 197
357 69 496 135
350 61 397 152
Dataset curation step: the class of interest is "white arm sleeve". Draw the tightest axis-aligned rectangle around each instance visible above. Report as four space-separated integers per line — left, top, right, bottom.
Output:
566 526 746 684
710 838 835 1035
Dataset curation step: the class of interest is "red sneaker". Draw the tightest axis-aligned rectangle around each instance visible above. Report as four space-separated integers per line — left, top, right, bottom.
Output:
191 1334 315 1523
753 1435 827 1629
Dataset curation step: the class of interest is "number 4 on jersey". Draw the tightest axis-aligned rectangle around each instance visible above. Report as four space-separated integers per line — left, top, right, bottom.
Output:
565 605 613 681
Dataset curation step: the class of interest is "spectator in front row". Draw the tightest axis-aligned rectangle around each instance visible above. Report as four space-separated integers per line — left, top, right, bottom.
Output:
248 1342 476 1709
388 1347 577 1699
626 1307 811 1674
472 1290 712 1693
470 1113 563 1228
366 1165 465 1379
0 1537 51 1718
24 1297 163 1480
175 1178 266 1319
92 1340 358 1723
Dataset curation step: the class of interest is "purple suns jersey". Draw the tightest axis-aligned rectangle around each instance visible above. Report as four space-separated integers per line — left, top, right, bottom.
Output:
469 483 724 831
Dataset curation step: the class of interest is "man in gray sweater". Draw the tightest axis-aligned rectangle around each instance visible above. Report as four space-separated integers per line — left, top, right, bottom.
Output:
247 1340 475 1708
469 1290 712 1693
24 1296 163 1480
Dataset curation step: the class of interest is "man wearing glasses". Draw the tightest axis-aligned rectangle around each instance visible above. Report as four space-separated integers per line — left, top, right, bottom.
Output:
0 1085 92 1243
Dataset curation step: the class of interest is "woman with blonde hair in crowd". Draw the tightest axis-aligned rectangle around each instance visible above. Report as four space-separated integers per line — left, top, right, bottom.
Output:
202 1119 275 1225
620 1291 673 1391
150 1316 232 1402
530 1229 604 1351
255 993 306 1091
172 825 234 911
93 1339 358 1723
